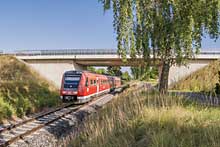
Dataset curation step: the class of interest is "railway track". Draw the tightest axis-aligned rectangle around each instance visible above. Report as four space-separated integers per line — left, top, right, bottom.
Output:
0 93 114 147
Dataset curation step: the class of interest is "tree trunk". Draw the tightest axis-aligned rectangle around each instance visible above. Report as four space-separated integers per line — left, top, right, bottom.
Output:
159 60 170 93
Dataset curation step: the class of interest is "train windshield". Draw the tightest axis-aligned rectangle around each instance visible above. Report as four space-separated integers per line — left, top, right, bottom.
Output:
64 76 81 89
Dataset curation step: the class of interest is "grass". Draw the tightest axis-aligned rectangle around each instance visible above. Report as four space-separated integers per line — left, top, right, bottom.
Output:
0 56 60 122
70 87 220 147
171 60 220 92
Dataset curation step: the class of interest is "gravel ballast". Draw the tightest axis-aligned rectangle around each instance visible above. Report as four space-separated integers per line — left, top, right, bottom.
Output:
9 94 116 147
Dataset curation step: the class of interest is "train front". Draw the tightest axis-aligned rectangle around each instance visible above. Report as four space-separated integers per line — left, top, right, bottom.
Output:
60 70 83 102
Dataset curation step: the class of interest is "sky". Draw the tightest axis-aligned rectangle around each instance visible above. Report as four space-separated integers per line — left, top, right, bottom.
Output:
0 0 219 52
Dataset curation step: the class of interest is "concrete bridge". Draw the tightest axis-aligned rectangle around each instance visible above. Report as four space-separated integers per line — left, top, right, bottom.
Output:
10 49 220 87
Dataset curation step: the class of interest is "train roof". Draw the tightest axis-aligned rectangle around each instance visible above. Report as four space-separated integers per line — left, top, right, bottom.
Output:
64 70 121 79
64 70 83 75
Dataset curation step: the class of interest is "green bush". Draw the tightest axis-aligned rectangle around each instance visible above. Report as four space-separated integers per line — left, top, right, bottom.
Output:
0 96 14 120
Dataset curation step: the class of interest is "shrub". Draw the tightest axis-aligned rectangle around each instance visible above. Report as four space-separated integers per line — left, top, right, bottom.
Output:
0 96 14 121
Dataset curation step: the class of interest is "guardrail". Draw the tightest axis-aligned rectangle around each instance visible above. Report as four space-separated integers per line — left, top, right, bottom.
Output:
1 49 220 56
14 49 118 56
199 52 220 55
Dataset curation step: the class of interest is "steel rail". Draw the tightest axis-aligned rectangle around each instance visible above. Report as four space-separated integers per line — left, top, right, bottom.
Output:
0 102 76 134
0 94 110 147
0 85 128 147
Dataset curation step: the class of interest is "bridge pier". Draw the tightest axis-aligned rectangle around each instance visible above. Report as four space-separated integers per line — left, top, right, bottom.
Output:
26 59 86 87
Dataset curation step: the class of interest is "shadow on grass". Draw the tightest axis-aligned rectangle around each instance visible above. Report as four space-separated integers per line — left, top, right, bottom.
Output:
169 91 220 106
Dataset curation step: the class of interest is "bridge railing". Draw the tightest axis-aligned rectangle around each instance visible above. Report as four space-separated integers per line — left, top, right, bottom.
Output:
1 49 220 56
14 49 118 56
199 51 220 55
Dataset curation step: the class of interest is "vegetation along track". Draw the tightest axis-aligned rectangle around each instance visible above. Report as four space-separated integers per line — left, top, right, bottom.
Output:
0 85 128 147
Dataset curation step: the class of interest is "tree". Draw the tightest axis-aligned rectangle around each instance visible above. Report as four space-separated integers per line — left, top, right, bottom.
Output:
121 71 131 81
131 66 158 80
87 66 107 74
99 0 220 93
131 66 146 80
87 66 96 73
107 66 122 76
96 68 107 74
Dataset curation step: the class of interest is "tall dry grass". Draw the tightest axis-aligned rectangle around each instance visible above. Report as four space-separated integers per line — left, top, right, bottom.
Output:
70 87 220 147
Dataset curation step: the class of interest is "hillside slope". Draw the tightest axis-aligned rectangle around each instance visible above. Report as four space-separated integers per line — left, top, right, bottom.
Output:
171 60 220 92
0 56 60 121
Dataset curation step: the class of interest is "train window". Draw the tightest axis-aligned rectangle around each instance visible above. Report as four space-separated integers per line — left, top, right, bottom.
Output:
90 80 93 85
85 77 88 87
94 80 96 85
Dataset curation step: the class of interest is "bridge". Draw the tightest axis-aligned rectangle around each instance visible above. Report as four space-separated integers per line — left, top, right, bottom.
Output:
4 49 220 87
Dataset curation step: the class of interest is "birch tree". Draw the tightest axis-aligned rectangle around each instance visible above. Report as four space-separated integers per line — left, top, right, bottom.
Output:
99 0 220 93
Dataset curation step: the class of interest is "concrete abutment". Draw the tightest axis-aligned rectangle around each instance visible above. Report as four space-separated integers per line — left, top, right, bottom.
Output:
25 59 86 87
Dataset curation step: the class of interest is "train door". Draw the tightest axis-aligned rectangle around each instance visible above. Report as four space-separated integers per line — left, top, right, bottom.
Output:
112 77 115 89
96 77 99 94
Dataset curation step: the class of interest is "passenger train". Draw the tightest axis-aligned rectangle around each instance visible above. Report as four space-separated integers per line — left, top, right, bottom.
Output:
60 70 121 103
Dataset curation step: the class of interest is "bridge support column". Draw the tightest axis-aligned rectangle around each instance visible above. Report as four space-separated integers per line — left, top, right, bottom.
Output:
25 59 86 88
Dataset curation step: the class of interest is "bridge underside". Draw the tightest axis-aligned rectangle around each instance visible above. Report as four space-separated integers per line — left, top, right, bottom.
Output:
22 58 151 67
19 57 217 88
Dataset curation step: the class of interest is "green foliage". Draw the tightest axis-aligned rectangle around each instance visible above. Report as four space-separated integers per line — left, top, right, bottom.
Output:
96 68 107 74
87 66 107 74
100 0 220 92
100 0 220 63
87 66 126 80
0 96 14 121
0 56 60 121
107 66 122 76
71 87 220 147
131 66 158 80
87 66 96 73
121 71 131 81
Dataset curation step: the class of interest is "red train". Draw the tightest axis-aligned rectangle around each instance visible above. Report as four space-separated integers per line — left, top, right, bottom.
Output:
60 70 121 103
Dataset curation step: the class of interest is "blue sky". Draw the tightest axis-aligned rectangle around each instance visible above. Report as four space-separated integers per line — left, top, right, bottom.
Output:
0 0 219 52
